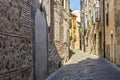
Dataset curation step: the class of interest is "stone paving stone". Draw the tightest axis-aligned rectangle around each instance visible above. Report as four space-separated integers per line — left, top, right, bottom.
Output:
46 50 120 80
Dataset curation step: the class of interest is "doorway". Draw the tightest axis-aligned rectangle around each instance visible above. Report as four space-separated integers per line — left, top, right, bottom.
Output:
110 34 114 63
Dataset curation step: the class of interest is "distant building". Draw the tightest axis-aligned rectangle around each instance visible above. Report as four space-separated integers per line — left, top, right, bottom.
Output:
72 10 81 23
80 0 104 56
70 10 81 50
80 0 120 66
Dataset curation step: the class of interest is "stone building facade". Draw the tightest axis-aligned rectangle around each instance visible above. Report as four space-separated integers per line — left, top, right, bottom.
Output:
0 0 48 80
105 0 120 66
80 0 105 57
45 0 70 75
70 10 81 50
81 0 120 66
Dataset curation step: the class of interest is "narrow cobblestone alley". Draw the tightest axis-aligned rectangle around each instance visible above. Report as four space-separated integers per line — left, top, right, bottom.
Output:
46 50 120 80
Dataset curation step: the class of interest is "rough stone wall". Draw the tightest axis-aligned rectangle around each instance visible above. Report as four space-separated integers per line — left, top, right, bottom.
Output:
48 42 61 75
54 0 70 64
0 0 33 80
45 0 61 76
53 0 70 64
45 0 70 75
55 41 69 64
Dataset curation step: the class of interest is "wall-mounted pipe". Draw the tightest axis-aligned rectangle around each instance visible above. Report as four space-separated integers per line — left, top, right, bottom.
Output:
103 0 106 58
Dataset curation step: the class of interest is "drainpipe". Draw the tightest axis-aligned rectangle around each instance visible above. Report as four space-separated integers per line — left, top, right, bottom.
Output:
31 1 36 80
103 0 106 58
44 7 49 77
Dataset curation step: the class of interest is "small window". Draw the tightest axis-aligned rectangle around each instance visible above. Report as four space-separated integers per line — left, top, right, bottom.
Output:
106 13 109 25
62 0 64 6
94 34 96 44
106 4 109 25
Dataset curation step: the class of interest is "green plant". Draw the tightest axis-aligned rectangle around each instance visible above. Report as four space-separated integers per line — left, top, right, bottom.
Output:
88 23 92 28
80 28 82 33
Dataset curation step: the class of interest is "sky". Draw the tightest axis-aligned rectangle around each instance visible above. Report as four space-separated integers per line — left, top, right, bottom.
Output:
70 0 80 10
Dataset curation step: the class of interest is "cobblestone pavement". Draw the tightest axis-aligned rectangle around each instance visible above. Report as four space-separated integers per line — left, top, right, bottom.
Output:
46 50 120 80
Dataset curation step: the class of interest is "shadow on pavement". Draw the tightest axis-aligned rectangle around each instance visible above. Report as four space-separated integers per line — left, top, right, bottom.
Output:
46 57 120 80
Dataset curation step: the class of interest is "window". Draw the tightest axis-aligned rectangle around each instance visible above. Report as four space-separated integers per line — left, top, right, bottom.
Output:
62 0 64 6
106 13 109 25
86 38 88 46
94 34 96 44
81 1 83 9
95 10 100 22
85 0 87 7
106 4 109 25
92 16 95 24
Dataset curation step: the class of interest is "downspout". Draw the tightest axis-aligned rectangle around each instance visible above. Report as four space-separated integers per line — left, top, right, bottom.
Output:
44 6 49 77
31 1 36 80
103 0 106 58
